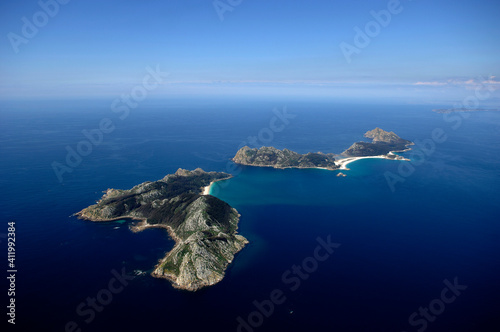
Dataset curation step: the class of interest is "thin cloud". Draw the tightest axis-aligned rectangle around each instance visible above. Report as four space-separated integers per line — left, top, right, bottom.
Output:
414 76 500 90
414 81 448 86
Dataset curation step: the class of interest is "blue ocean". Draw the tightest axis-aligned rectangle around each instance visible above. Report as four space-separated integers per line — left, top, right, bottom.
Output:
1 99 499 331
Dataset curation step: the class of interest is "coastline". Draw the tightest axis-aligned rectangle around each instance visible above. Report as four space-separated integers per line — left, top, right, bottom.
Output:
74 213 145 224
335 153 410 170
231 160 339 171
231 129 414 173
232 153 410 172
202 181 214 195
74 170 245 292
76 211 244 291
336 156 388 170
201 175 233 195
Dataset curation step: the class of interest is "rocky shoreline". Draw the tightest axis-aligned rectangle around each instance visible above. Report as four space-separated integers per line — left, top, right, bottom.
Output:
76 129 413 291
76 168 248 291
232 128 413 171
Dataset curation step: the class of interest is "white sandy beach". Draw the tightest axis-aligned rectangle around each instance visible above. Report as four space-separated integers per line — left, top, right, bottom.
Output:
202 181 214 195
335 154 409 170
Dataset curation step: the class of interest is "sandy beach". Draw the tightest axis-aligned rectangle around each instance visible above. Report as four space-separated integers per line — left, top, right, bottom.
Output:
335 154 409 170
202 181 215 195
201 175 234 195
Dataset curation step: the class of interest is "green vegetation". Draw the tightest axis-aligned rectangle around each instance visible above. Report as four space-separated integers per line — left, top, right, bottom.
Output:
233 146 338 170
76 168 248 291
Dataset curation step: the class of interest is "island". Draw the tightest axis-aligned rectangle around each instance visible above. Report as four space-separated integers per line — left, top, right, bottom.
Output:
77 128 413 291
76 168 248 291
233 128 413 171
342 127 413 157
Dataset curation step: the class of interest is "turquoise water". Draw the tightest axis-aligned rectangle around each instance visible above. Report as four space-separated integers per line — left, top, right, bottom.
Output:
210 160 403 207
1 100 499 331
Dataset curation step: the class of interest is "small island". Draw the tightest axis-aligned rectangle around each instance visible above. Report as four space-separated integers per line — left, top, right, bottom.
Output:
76 168 248 291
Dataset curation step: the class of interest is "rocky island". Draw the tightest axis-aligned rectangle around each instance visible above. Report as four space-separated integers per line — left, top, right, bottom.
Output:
76 168 248 291
233 146 338 170
233 128 413 170
342 127 414 157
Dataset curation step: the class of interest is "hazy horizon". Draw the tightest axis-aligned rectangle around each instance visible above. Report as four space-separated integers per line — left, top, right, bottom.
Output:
1 0 499 105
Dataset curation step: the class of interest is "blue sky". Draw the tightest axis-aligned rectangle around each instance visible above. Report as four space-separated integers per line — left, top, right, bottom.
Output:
1 0 499 104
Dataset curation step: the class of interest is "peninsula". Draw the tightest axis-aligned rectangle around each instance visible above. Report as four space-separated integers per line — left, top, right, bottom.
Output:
76 168 248 291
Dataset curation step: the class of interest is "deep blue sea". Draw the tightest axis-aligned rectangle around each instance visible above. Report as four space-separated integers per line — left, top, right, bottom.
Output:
1 99 499 332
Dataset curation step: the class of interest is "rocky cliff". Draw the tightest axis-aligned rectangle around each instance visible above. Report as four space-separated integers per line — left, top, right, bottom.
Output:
233 146 338 170
76 168 248 291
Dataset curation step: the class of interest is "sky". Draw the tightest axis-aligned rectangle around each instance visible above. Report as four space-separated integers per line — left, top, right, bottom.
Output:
0 0 499 104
